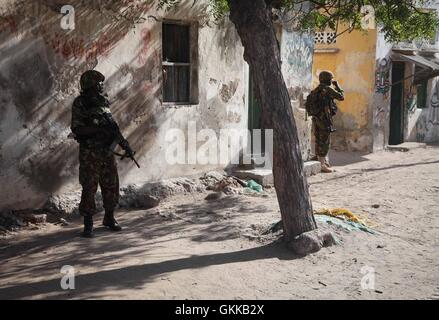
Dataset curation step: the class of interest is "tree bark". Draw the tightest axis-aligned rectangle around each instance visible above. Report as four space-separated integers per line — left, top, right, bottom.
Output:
229 0 317 240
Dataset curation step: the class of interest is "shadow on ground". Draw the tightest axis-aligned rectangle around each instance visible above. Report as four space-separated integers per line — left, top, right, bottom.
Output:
0 241 297 300
330 151 371 167
0 195 285 299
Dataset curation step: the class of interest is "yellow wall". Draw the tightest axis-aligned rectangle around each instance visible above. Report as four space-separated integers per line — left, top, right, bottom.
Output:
312 27 377 151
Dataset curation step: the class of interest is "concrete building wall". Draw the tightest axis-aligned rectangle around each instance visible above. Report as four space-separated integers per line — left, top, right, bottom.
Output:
372 32 393 151
281 29 314 160
407 77 439 143
378 1 439 146
0 0 248 211
374 51 439 147
0 0 314 211
312 26 377 152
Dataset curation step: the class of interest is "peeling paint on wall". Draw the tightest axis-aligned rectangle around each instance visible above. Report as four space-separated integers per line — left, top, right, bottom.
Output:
282 31 314 85
313 27 377 152
281 30 314 160
0 0 249 211
0 0 316 211
219 80 239 103
429 80 439 125
375 57 391 96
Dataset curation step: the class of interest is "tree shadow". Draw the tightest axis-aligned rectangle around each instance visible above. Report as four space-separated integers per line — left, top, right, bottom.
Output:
170 195 276 241
0 0 160 203
360 159 439 172
310 159 439 185
0 240 297 300
0 0 215 209
0 211 192 280
0 194 282 298
330 151 371 167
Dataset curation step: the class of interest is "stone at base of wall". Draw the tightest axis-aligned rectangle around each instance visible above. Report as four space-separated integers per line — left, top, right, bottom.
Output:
0 210 48 234
38 171 228 217
1 172 229 233
232 161 322 187
386 142 427 152
304 161 322 176
1 165 325 234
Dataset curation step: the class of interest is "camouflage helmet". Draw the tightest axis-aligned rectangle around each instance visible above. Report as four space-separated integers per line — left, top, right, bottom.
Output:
319 70 334 83
80 70 105 91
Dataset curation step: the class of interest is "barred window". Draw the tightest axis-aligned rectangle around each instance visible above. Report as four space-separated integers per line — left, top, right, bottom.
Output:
417 80 428 109
162 22 191 103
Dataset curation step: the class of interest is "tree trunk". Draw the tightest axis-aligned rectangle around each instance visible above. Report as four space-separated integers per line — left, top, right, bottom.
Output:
229 0 317 240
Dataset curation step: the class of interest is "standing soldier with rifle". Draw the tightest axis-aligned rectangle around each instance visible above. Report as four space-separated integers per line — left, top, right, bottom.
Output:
306 71 344 173
71 70 139 238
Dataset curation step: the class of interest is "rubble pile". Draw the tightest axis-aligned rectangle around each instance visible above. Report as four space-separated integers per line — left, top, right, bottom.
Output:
0 211 25 233
1 171 264 234
44 192 81 216
0 209 51 235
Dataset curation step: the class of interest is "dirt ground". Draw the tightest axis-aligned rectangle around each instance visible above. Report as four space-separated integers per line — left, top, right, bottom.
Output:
1 144 438 300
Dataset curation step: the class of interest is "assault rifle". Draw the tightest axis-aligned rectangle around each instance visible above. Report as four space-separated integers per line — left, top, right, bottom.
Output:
101 113 141 169
323 102 337 133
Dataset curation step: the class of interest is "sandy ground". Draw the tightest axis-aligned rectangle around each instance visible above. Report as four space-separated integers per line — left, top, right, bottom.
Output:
0 144 438 300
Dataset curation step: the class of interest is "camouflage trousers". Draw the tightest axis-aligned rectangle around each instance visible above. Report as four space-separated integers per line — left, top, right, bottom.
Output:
78 146 119 217
313 117 331 157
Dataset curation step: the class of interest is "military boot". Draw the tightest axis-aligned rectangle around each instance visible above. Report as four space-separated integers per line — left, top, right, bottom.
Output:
82 215 94 238
325 156 332 168
103 209 122 231
319 156 333 173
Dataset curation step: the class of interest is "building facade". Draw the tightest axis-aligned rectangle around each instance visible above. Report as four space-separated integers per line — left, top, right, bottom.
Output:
312 3 439 153
312 26 377 152
0 0 314 211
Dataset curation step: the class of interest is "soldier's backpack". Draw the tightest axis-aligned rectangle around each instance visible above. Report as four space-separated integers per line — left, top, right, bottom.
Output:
305 87 325 117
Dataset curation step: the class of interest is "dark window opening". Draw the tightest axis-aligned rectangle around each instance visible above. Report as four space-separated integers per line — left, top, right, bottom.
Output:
417 79 428 109
163 23 191 103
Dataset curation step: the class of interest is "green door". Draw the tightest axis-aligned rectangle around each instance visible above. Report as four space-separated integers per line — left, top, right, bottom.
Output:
248 70 265 155
389 62 405 145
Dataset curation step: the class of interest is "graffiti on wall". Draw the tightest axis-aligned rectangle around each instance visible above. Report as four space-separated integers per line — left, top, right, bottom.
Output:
429 81 439 125
40 30 113 62
282 31 314 83
0 15 17 33
375 57 391 96
0 0 153 63
374 105 386 128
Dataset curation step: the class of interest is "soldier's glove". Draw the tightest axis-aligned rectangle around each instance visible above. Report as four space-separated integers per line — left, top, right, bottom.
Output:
120 139 135 158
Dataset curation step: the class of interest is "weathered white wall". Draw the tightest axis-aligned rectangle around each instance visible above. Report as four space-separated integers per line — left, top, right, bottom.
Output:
0 0 314 211
0 0 248 210
408 77 439 142
281 29 314 160
371 32 393 151
374 1 439 148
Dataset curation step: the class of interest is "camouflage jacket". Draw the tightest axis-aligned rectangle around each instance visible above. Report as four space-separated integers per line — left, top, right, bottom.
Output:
315 84 344 118
71 92 114 149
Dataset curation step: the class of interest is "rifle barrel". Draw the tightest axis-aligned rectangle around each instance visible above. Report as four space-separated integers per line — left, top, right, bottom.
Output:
133 157 141 168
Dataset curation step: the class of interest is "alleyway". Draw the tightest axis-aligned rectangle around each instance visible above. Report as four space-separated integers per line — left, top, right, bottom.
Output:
0 144 438 300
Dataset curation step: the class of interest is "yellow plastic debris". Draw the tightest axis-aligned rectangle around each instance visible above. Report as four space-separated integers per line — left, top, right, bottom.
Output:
314 208 367 226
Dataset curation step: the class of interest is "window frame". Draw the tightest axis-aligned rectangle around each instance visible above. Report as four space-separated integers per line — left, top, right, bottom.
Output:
416 78 428 109
162 20 197 106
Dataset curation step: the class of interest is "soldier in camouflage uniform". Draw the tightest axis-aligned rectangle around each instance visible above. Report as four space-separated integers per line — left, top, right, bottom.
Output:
313 71 344 173
71 70 122 238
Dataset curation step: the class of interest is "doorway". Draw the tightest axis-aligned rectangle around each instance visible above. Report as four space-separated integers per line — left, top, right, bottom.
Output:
248 69 265 157
389 61 405 145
